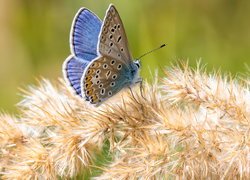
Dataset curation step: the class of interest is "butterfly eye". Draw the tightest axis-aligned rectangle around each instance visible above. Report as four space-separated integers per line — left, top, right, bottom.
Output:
110 60 116 65
109 34 113 39
95 75 99 78
96 80 100 84
109 42 113 47
117 24 120 29
135 61 140 68
99 84 103 88
120 48 124 52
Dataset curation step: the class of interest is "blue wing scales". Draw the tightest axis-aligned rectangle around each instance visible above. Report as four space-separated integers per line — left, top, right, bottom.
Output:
63 55 89 96
64 8 102 96
71 8 102 60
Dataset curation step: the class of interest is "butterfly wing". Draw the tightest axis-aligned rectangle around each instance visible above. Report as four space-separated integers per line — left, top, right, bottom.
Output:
81 4 140 104
82 56 131 104
63 8 102 96
71 8 102 60
98 4 133 63
63 56 88 96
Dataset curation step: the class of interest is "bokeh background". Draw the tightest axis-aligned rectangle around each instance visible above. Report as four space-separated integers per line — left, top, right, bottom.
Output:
0 0 249 112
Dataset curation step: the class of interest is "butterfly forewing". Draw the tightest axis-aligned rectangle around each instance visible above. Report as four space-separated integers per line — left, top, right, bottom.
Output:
82 56 131 104
64 9 101 96
71 8 101 60
98 5 132 63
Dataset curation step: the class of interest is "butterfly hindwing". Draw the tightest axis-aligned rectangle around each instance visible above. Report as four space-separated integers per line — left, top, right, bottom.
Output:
63 55 89 96
71 8 102 61
98 4 132 63
82 56 131 104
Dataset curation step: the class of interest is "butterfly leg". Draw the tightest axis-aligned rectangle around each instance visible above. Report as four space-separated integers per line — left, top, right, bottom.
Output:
128 86 140 104
129 81 146 114
140 80 147 100
135 78 146 100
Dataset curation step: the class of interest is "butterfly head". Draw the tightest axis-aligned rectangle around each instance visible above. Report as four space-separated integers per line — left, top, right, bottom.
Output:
134 59 141 69
129 59 141 84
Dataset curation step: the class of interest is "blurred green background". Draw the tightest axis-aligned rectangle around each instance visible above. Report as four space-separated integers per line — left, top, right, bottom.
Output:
0 0 250 112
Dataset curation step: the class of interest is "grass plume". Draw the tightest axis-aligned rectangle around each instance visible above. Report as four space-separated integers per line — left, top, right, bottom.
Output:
0 62 249 179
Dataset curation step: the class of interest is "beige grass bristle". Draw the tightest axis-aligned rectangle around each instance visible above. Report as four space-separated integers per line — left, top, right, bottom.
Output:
0 62 249 179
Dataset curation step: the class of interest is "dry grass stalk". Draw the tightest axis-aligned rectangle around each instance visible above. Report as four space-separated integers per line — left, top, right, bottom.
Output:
0 63 249 179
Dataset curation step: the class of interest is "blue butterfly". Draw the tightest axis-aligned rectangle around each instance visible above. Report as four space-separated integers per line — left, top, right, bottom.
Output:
63 4 141 105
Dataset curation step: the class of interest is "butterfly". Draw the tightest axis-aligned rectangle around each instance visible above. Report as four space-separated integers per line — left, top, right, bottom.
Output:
63 4 141 105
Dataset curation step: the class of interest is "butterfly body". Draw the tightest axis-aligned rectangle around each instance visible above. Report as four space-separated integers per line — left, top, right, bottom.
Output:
63 4 141 105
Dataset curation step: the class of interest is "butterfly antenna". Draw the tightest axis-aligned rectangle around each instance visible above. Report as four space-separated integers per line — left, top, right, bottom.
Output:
136 44 166 60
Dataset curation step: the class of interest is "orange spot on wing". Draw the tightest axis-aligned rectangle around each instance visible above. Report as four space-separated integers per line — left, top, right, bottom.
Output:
92 94 99 103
